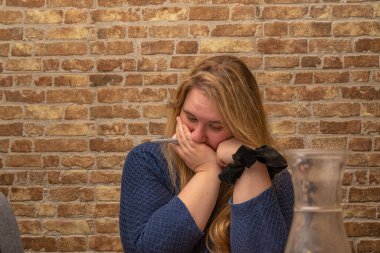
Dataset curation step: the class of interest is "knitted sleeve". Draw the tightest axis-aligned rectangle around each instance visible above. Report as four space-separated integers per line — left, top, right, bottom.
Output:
119 142 204 253
229 169 294 253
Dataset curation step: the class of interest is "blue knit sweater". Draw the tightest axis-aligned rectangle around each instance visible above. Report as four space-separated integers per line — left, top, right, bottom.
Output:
120 142 294 253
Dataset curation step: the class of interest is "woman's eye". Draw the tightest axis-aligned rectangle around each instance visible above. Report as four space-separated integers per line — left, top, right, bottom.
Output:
187 116 197 122
210 125 223 131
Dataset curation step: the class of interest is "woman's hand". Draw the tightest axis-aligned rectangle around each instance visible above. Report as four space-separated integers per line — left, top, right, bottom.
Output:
171 117 219 173
216 137 245 167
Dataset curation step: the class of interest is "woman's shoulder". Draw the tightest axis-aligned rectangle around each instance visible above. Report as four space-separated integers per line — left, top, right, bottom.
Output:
124 142 169 174
129 141 162 155
272 168 294 196
126 141 166 165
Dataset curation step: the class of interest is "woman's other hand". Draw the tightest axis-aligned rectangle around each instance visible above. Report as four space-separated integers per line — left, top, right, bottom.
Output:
216 137 245 167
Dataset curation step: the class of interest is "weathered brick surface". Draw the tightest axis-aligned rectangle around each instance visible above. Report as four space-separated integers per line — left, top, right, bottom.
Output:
0 1 379 252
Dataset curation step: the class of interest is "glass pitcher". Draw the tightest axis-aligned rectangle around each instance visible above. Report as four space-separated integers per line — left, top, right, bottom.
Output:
283 149 351 253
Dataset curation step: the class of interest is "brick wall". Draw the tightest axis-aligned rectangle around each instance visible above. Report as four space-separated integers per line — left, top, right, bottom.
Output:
0 0 379 252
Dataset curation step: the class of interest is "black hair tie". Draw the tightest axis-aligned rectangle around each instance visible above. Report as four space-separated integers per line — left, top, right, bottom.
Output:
218 145 288 185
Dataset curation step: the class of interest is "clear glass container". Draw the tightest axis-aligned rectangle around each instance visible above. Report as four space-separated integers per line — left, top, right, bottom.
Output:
283 149 351 253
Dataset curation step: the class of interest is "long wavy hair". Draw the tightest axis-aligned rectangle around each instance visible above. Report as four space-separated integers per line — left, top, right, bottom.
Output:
162 55 273 252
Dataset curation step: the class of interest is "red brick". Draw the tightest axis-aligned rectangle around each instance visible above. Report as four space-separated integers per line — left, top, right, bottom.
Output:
344 55 379 68
122 127 147 142
36 42 87 56
313 103 360 117
97 25 126 39
0 11 23 24
0 106 22 120
95 219 119 233
98 0 124 7
355 38 380 53
265 56 299 69
49 187 94 202
262 6 307 19
343 204 377 219
89 235 123 251
43 59 60 71
25 9 63 23
332 5 373 18
294 72 313 84
57 236 87 251
323 56 343 69
90 41 134 55
212 24 258 37
265 103 311 117
349 138 372 151
141 40 174 55
96 156 125 169
345 221 380 237
0 172 14 185
311 137 347 150
47 89 94 104
91 9 139 22
176 41 198 54
190 24 209 36
290 22 331 37
265 87 295 101
297 86 339 101
0 123 23 136
22 237 57 251
89 74 123 87
314 71 349 84
126 0 165 5
257 38 307 54
89 171 121 184
148 122 166 135
357 240 380 253
90 105 140 119
320 120 361 134
7 0 44 7
128 26 147 38
143 7 187 21
64 9 88 24
50 0 93 8
341 86 380 100
97 122 127 136
89 138 133 152
58 204 86 217
333 21 380 36
301 56 321 68
35 139 88 152
363 121 380 134
0 28 23 41
231 6 257 20
11 139 33 152
189 7 228 21
62 59 94 72
309 39 351 53
10 186 43 201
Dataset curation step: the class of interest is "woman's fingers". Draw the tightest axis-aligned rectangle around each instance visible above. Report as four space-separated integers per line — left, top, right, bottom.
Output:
176 117 191 147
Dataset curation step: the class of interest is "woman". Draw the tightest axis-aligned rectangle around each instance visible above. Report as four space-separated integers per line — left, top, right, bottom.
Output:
119 55 294 253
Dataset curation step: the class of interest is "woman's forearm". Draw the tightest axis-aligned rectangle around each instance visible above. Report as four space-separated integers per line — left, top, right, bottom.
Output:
178 168 221 231
233 162 272 204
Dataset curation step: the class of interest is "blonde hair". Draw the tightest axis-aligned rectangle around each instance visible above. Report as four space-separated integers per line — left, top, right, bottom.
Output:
162 55 273 252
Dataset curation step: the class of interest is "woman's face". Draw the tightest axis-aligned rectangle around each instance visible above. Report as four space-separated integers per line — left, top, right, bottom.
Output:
179 87 233 150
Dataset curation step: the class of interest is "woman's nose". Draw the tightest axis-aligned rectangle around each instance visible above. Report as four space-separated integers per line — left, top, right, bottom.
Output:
190 125 206 143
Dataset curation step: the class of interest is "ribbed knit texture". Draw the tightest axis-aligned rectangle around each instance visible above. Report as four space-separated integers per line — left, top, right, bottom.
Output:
0 192 24 253
120 142 294 253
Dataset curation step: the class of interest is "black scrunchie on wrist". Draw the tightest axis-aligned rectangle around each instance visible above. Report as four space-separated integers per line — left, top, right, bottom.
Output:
218 145 288 185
